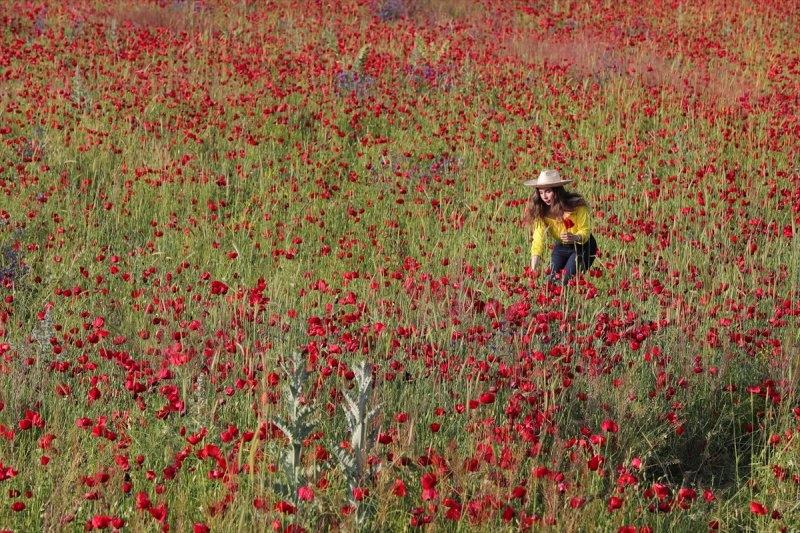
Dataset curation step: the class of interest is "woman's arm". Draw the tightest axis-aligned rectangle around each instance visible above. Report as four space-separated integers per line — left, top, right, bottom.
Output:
530 219 548 273
530 220 547 258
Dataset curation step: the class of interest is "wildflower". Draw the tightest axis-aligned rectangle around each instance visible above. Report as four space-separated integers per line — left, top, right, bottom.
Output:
392 479 407 497
607 496 623 511
298 485 315 502
601 419 619 432
421 473 438 501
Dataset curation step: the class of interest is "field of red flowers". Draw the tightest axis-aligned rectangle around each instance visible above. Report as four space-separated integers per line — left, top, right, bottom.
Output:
1 0 799 531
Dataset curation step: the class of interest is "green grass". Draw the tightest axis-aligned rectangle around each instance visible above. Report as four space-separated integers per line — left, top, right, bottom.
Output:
1 0 799 531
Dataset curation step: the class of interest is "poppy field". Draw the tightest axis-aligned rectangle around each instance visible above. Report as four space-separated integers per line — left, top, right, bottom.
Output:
1 0 799 531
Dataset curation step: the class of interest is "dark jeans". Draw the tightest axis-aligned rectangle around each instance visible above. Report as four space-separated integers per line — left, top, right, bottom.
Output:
549 235 597 285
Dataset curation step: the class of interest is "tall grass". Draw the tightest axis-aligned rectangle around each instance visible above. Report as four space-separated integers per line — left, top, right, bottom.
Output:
0 0 798 531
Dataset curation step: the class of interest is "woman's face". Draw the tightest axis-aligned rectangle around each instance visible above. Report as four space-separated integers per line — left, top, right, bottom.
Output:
538 188 555 206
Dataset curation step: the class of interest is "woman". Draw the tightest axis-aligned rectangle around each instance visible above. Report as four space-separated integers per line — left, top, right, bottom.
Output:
523 169 598 285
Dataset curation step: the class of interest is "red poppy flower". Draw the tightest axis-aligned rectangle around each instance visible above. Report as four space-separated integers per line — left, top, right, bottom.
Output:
421 473 438 501
392 479 406 497
601 419 619 432
298 486 315 502
210 280 229 295
607 496 623 511
274 500 296 514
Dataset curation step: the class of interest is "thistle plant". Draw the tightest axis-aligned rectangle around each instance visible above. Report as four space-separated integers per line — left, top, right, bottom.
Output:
354 44 369 75
408 34 429 66
335 44 375 98
70 67 92 110
332 361 382 526
406 34 453 90
270 351 319 501
105 18 119 53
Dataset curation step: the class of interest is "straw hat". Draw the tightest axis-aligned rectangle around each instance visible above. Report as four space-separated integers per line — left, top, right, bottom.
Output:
524 169 573 188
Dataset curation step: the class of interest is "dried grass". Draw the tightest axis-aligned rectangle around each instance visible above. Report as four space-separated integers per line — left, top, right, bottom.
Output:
505 31 765 110
105 1 221 36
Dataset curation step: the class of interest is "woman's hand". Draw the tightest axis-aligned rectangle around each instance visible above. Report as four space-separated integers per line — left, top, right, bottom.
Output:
560 232 581 244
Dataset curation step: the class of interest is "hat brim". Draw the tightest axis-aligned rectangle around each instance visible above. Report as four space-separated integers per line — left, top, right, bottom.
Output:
524 179 573 188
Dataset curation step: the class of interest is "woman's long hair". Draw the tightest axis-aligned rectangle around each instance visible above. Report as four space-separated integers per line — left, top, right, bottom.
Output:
522 187 588 226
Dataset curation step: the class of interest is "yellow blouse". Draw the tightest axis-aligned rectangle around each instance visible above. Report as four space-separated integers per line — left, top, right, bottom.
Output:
530 205 592 258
